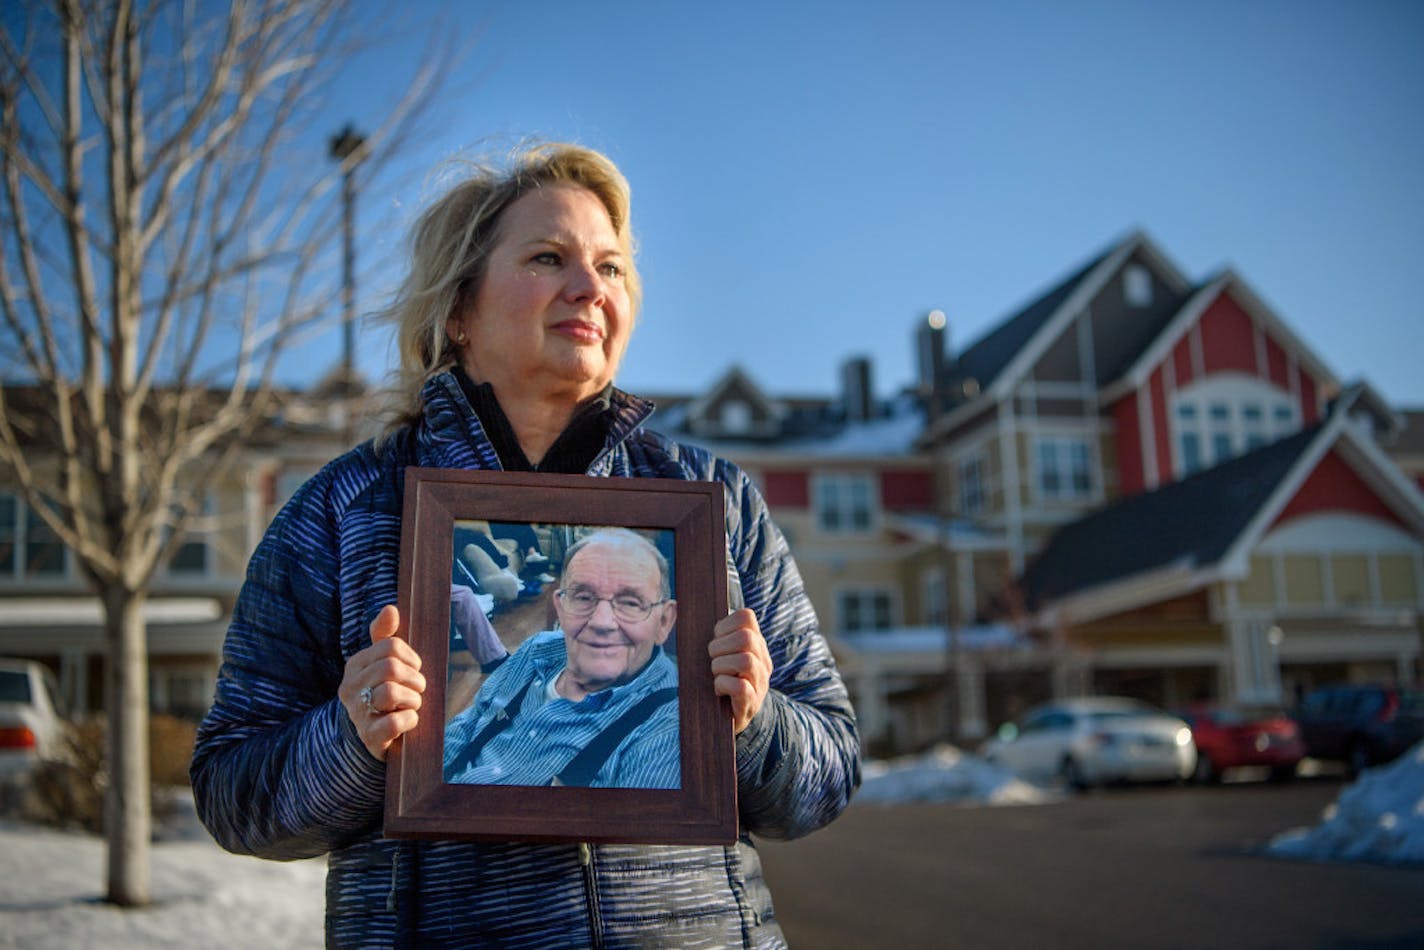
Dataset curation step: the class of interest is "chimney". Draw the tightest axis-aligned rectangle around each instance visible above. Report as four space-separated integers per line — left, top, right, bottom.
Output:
840 356 874 422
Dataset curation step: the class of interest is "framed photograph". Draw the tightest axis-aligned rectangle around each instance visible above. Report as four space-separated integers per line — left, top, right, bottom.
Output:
384 466 737 845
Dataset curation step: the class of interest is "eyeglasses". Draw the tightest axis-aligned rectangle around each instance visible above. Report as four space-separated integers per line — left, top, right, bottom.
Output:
555 588 667 623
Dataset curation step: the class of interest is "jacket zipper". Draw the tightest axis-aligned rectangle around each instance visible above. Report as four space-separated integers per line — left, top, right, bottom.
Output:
578 842 605 950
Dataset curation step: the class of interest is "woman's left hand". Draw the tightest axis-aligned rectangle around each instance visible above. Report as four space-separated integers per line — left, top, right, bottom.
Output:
709 608 773 734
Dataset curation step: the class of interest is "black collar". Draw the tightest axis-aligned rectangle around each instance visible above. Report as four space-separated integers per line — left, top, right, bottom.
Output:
452 366 614 474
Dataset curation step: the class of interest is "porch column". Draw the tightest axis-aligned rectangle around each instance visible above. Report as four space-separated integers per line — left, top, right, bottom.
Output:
853 661 888 748
957 656 987 741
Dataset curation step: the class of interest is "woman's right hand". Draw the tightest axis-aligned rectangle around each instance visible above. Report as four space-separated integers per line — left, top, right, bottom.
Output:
339 605 426 761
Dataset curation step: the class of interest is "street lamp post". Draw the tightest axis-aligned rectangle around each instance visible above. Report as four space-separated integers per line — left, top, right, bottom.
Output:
922 308 962 745
329 124 368 389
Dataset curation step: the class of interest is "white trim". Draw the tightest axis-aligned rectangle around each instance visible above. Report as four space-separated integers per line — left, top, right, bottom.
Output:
999 402 1025 572
1217 409 1350 577
1019 380 1098 399
0 596 224 626
1099 270 1340 403
1138 384 1158 490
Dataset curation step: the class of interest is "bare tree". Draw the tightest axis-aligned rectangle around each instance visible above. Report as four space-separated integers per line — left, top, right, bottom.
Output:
0 0 443 905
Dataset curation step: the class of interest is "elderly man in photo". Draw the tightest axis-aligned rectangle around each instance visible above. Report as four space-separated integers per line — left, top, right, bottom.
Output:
444 527 680 788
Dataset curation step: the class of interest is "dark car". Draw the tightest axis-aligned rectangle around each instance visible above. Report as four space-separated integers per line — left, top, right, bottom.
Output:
1177 704 1305 783
1291 684 1424 776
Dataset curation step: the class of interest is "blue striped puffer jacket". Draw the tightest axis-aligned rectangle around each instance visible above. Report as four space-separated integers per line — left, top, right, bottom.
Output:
191 372 861 948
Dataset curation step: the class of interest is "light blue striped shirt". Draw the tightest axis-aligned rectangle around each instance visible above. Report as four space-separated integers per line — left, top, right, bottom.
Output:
443 630 680 789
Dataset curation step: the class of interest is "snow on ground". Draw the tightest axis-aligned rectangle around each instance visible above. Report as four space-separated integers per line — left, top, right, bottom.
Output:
1268 740 1424 867
2 745 1419 947
0 796 325 950
855 743 1062 806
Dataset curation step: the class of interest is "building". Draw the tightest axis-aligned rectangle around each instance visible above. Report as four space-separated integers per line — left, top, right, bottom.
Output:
922 230 1423 722
648 357 1021 753
0 373 373 718
5 230 1420 756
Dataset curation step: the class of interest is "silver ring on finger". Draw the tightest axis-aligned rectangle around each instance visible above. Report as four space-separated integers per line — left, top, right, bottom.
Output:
359 685 378 717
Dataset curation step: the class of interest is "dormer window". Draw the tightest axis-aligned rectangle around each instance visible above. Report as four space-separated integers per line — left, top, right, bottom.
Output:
720 400 752 434
1124 264 1153 308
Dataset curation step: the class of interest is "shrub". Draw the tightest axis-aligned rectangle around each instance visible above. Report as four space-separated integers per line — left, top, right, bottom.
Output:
7 712 201 833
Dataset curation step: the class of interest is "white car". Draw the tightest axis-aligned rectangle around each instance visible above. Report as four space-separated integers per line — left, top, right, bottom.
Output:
981 696 1196 789
0 658 67 780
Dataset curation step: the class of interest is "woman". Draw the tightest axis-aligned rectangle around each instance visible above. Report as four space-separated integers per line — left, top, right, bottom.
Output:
191 143 861 947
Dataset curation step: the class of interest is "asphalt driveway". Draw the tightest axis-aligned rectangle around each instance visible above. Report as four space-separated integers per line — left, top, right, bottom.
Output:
756 777 1424 949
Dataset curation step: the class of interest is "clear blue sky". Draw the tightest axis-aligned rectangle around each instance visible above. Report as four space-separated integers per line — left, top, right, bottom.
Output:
317 0 1424 407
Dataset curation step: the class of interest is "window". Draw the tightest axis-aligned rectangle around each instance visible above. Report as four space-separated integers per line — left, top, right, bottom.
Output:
1172 382 1300 476
957 454 985 517
1036 437 1095 501
150 667 213 718
719 400 752 434
0 492 68 580
1242 404 1267 450
839 589 893 632
922 569 947 627
166 495 213 577
814 474 874 533
1123 264 1153 308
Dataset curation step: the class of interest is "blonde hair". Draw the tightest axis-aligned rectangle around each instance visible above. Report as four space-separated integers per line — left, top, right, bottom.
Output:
377 143 640 440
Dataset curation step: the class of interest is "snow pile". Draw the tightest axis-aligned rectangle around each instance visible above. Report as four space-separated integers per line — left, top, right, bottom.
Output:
0 801 325 949
855 744 1061 806
1268 740 1424 867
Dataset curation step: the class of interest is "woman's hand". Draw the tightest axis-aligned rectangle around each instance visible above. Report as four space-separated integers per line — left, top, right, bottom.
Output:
709 608 773 734
339 605 426 761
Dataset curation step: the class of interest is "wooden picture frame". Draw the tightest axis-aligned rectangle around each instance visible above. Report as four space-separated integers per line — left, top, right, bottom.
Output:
385 467 737 845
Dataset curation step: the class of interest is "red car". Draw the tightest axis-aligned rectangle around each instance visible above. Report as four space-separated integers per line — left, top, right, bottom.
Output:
1177 705 1305 783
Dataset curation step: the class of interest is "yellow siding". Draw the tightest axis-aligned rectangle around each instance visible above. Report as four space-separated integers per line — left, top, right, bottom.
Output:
1331 554 1371 607
1378 554 1418 605
1238 555 1276 605
1282 554 1324 606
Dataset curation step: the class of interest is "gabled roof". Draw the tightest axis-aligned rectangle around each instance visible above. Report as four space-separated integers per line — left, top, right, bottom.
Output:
954 244 1115 395
1020 425 1319 608
677 365 785 436
1098 268 1340 403
929 230 1190 441
1019 389 1424 625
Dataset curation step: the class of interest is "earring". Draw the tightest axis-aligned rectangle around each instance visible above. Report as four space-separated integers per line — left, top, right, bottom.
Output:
451 328 467 346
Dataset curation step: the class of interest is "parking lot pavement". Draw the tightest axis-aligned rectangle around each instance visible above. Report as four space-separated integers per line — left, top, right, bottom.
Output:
757 778 1424 949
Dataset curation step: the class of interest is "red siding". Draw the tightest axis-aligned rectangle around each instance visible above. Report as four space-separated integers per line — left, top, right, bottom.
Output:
1265 335 1290 390
1172 334 1196 389
762 471 809 508
1272 450 1407 530
880 470 932 510
1299 371 1319 424
1199 293 1258 376
1113 396 1145 496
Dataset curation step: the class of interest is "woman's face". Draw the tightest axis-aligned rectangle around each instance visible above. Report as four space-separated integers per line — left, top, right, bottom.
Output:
450 184 632 406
